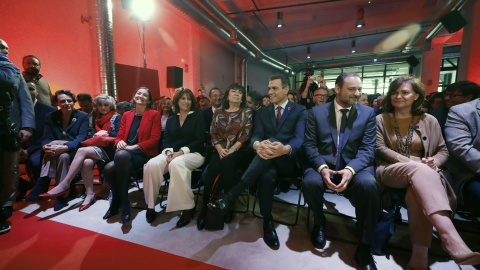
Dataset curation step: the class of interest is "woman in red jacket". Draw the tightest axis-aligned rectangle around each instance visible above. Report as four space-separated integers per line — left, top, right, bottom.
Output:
103 87 161 223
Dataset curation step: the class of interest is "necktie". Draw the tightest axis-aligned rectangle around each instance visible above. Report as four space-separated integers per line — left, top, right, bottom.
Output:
335 109 349 171
276 106 282 125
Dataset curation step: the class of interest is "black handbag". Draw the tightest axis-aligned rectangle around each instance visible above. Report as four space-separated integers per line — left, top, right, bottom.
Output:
205 174 225 230
3 123 20 153
371 206 399 255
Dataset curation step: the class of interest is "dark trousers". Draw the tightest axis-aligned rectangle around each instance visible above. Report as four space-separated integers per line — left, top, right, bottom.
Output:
104 149 150 209
202 150 246 208
239 154 297 219
303 168 380 247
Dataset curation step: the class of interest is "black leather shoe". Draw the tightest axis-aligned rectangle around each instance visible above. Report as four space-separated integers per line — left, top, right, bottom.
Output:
103 207 119 220
263 219 280 249
53 196 68 211
224 211 234 224
207 193 234 215
146 208 156 223
355 245 377 270
25 177 50 201
176 208 195 228
197 208 206 230
121 206 131 224
311 224 327 249
0 221 11 235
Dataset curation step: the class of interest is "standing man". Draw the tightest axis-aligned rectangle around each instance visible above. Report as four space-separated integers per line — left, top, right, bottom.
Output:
22 55 53 106
0 40 35 228
77 93 97 139
303 72 379 270
209 74 307 249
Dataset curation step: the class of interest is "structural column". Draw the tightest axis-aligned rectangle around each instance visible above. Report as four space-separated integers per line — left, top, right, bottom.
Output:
457 0 480 85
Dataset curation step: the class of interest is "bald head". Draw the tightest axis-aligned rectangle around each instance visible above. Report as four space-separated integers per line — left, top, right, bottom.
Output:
0 39 9 57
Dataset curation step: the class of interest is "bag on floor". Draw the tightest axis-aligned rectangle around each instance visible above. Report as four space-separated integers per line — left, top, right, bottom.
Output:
371 207 398 255
205 173 224 230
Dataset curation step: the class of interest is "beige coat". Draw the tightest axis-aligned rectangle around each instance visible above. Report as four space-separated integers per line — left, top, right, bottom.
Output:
375 113 456 213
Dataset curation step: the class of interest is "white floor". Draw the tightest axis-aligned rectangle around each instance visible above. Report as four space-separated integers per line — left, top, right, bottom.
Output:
13 182 478 270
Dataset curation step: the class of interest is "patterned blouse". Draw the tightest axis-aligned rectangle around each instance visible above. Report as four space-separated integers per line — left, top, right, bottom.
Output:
210 107 253 149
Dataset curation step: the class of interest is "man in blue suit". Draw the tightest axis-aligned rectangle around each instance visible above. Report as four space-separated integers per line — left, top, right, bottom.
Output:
209 74 307 249
303 72 379 270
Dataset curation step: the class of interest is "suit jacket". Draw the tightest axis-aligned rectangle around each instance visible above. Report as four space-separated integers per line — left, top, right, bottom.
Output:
115 108 161 156
251 101 307 163
445 99 480 203
42 109 89 150
26 101 56 153
304 102 376 175
163 111 206 155
429 105 449 135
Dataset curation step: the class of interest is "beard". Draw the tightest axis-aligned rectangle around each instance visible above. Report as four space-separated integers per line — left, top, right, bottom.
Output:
25 67 40 77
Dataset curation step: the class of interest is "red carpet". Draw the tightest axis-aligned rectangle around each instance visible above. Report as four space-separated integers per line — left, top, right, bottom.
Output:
0 211 224 270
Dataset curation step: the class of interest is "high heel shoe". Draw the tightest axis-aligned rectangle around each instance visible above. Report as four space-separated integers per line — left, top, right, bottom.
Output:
442 243 480 266
79 198 96 212
39 189 70 199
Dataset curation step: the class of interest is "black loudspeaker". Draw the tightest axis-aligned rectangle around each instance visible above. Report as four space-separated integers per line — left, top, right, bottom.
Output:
440 10 467 33
167 66 183 88
406 55 420 67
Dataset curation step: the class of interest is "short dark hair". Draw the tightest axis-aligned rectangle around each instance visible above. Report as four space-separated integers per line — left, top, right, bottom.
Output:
53 90 77 104
269 74 290 89
335 72 360 89
172 87 196 113
223 83 246 109
209 87 221 97
426 92 444 110
445 81 480 100
132 87 154 109
77 93 93 103
383 75 426 116
22 55 40 64
247 90 262 107
116 101 132 112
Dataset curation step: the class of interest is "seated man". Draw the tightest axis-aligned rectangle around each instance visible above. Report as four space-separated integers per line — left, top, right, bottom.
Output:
18 80 55 198
209 74 307 249
445 97 480 213
312 87 329 107
303 72 379 270
246 90 262 111
77 93 97 138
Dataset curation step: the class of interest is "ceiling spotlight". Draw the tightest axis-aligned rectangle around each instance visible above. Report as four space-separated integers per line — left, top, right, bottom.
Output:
373 58 378 62
129 0 155 22
227 30 240 43
276 12 284 28
306 47 311 59
351 40 356 53
356 8 365 28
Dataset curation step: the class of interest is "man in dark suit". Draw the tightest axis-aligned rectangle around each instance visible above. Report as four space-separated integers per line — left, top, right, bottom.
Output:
202 87 223 165
209 74 307 249
303 72 379 270
77 93 97 139
18 81 56 198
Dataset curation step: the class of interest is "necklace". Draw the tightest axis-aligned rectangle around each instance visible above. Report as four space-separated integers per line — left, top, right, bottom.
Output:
393 113 415 158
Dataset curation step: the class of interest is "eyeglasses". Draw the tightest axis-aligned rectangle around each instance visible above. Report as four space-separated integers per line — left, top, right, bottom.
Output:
444 93 465 98
314 94 328 98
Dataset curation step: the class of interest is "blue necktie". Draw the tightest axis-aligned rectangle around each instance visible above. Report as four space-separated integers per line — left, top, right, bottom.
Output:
335 109 349 171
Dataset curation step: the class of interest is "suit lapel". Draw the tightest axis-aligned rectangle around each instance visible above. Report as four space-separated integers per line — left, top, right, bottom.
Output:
277 101 293 130
268 104 277 131
327 102 338 148
125 111 134 140
341 104 358 149
138 109 148 142
65 110 78 133
477 100 480 119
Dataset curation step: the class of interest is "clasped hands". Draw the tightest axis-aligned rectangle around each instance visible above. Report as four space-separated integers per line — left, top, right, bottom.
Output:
420 157 440 172
94 130 109 137
165 150 183 163
320 167 353 193
255 140 290 160
43 144 69 157
115 140 139 152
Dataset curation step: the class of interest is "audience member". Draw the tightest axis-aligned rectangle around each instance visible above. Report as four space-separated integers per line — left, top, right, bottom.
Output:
25 90 88 211
287 92 298 104
203 87 223 129
312 87 329 107
198 96 210 111
303 72 379 269
445 98 480 213
197 83 253 230
426 92 444 111
262 95 270 107
299 76 318 110
376 75 480 269
143 88 205 226
21 55 53 105
116 101 131 115
103 87 160 223
0 46 35 224
77 93 97 138
246 90 262 110
358 93 369 106
208 74 307 249
429 81 480 133
39 94 121 211
17 81 55 199
153 97 162 112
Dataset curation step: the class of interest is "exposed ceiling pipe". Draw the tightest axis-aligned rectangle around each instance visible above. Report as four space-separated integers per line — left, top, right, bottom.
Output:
95 0 116 100
403 0 464 53
186 0 288 72
241 58 248 88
